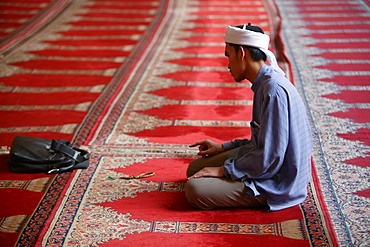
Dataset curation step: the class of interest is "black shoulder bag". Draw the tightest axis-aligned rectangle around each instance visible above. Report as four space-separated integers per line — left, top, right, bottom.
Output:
8 136 90 174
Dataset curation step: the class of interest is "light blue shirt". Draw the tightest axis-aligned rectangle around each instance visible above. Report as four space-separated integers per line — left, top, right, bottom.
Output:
222 64 313 211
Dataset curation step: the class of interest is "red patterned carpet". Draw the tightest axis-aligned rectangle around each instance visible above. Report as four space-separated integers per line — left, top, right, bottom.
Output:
0 0 369 246
276 0 370 245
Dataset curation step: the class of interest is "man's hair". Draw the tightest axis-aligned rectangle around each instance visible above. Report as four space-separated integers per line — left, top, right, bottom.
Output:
229 24 267 62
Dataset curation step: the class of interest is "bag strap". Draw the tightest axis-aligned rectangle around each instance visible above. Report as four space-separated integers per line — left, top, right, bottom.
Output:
48 162 76 174
50 140 90 163
47 159 89 174
46 140 90 173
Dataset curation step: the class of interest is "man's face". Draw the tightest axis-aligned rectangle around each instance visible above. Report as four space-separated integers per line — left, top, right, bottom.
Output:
225 43 246 82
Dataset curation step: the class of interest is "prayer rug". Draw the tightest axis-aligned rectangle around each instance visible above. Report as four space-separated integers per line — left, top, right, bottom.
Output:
1 0 368 246
0 0 159 246
32 0 337 246
276 0 370 245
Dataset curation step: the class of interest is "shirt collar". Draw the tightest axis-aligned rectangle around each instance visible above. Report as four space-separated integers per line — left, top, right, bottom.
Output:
251 64 268 92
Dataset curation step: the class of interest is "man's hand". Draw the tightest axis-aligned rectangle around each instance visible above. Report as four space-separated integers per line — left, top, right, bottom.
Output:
188 167 224 179
189 139 224 157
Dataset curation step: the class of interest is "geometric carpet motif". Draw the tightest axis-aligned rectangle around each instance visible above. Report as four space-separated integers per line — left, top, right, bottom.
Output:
39 0 337 246
276 0 370 245
0 0 146 246
0 0 368 246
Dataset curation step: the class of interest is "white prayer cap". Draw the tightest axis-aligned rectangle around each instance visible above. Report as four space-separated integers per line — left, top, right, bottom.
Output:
225 24 285 76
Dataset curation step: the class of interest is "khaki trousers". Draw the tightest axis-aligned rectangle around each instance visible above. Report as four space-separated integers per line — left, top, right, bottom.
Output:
185 149 267 210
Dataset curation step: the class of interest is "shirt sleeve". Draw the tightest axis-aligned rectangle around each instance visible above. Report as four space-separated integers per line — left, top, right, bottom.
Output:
222 91 289 181
223 139 252 151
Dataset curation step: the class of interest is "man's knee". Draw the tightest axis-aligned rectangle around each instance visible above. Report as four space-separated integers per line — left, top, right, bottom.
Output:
185 178 215 210
186 158 203 177
186 150 232 177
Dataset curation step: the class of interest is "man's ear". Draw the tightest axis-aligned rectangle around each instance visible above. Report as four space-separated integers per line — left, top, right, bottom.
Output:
238 46 247 60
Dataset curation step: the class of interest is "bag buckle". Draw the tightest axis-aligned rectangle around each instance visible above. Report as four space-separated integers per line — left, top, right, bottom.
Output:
73 151 80 160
